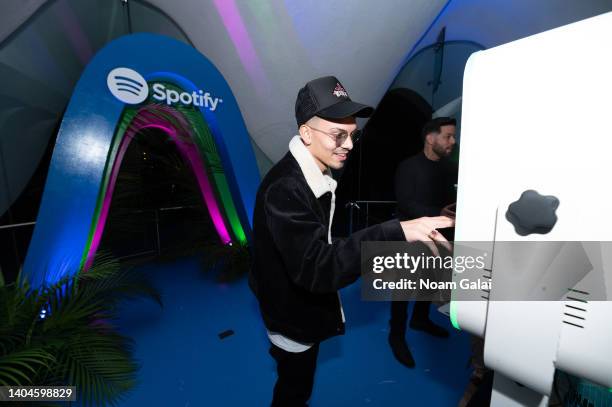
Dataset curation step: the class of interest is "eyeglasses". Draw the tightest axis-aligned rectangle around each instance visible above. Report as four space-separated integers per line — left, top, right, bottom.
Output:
306 125 362 147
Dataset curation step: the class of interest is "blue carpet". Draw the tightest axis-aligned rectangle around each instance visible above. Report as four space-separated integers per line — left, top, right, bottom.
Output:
116 256 472 406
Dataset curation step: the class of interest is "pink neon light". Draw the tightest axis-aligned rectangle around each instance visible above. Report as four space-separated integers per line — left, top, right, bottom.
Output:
161 124 233 244
83 131 132 270
212 0 269 92
83 116 232 271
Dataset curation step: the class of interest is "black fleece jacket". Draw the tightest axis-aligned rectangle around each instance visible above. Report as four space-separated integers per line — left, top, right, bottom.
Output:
249 152 405 343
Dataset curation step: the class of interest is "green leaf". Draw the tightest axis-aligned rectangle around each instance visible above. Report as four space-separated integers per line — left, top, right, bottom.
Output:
1 255 159 406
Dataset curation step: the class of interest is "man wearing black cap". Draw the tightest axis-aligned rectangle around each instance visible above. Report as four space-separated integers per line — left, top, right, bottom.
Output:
249 76 454 407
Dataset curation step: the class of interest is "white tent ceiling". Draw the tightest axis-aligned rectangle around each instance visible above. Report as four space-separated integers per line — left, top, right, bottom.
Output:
0 0 446 216
1 0 610 210
143 0 447 163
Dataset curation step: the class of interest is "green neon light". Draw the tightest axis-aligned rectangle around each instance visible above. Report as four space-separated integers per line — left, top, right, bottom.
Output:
172 93 247 245
79 109 138 270
450 300 461 330
80 81 250 272
194 140 247 244
211 173 247 244
134 101 241 245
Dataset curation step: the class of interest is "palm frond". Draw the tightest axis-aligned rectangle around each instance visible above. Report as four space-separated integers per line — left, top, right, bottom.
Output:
0 348 55 385
0 255 161 406
61 328 137 406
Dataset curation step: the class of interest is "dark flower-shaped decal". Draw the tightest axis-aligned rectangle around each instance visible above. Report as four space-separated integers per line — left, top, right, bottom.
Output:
506 190 559 236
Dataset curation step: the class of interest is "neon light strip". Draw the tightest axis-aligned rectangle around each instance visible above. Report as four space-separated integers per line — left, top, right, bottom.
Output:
82 126 133 271
183 111 247 244
211 173 247 244
79 110 138 271
190 96 250 243
146 102 244 244
82 75 254 270
161 124 233 245
148 74 248 244
449 300 460 330
82 110 233 270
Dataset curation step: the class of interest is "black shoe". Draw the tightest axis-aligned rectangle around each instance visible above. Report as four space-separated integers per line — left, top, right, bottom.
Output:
388 334 415 368
409 319 450 338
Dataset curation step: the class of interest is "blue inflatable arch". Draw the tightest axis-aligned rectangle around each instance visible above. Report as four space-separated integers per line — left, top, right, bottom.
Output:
23 33 260 288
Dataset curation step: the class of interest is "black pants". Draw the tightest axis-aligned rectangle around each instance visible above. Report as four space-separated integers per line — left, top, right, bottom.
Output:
389 300 430 336
269 342 320 407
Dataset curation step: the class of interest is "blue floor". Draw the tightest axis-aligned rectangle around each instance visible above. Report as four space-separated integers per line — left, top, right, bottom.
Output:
116 256 472 406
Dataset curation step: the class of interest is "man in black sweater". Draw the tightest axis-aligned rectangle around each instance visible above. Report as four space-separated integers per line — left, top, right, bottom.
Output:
389 117 458 368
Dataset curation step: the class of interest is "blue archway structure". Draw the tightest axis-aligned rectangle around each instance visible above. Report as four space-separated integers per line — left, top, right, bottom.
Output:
23 33 260 288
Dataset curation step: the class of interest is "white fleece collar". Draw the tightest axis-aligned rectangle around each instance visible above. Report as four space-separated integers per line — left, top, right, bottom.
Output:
289 135 337 198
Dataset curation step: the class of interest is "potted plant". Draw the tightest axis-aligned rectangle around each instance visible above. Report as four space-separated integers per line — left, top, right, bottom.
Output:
0 255 161 406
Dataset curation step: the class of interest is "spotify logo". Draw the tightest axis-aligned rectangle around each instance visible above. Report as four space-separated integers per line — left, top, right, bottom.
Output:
106 67 149 104
107 67 223 111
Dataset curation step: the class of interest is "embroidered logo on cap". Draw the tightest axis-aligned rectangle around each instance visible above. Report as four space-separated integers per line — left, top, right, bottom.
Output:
333 83 348 98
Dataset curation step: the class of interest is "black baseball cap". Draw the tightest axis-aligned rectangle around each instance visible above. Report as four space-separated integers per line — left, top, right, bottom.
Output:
295 76 374 126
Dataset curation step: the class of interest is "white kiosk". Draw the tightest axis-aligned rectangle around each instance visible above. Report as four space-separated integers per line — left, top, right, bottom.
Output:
452 11 612 406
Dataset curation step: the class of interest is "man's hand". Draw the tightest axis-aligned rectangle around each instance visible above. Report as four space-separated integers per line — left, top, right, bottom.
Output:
400 216 455 256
